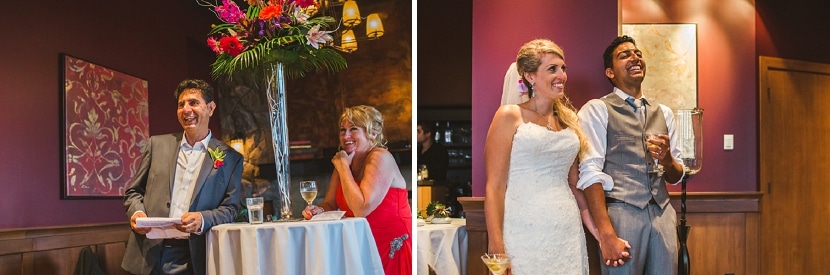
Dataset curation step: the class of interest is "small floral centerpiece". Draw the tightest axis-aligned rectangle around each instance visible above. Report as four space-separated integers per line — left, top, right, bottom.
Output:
207 147 226 169
198 0 348 79
425 201 452 223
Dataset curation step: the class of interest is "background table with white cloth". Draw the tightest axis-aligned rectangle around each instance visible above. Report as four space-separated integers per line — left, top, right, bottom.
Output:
207 217 384 275
417 218 468 275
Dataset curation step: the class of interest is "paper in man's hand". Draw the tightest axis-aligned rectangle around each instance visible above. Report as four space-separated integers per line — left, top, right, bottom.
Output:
136 217 189 239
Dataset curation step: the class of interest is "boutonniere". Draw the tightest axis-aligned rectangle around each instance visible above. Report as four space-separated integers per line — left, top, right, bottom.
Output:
207 147 226 169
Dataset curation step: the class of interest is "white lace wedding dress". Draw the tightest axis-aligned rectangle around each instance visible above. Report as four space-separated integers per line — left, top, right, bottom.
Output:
502 123 589 274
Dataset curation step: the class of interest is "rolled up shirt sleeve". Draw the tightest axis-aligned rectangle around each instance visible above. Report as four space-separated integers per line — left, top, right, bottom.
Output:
576 99 615 191
662 104 686 185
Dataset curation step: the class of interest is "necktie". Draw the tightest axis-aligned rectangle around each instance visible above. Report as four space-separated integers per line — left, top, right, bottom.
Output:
625 97 646 125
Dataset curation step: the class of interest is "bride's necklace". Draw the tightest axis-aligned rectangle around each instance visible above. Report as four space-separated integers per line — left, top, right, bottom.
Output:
531 99 554 131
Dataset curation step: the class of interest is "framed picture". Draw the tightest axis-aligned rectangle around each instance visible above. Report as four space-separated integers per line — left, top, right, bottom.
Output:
622 23 698 110
61 54 149 199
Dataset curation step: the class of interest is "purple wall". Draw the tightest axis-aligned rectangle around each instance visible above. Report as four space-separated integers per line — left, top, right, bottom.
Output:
470 0 830 195
756 0 830 65
0 1 216 229
622 0 758 192
470 0 619 195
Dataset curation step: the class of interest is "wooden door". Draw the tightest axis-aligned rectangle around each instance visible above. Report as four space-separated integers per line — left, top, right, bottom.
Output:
759 57 830 274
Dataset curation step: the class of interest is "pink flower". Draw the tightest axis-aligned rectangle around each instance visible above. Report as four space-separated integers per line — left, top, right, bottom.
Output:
294 0 317 9
293 6 310 24
215 0 245 23
305 24 332 49
214 159 225 169
207 37 222 54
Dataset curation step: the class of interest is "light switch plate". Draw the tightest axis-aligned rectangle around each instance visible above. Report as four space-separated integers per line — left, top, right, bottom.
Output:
724 134 734 150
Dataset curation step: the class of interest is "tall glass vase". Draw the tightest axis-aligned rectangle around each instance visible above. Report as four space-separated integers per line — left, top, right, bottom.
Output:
674 108 703 275
265 62 292 220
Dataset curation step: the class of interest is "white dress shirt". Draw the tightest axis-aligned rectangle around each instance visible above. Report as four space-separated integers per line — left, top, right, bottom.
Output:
170 131 212 233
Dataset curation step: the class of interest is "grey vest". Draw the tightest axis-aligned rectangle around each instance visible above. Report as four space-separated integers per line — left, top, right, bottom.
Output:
601 93 670 209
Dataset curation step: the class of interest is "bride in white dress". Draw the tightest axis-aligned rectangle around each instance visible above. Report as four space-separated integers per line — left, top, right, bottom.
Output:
485 39 599 274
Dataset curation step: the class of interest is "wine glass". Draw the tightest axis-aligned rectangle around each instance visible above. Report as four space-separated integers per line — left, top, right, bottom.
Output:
481 253 511 275
300 181 317 206
646 133 665 174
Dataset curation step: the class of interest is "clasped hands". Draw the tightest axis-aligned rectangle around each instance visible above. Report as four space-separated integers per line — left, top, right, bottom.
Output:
600 237 633 267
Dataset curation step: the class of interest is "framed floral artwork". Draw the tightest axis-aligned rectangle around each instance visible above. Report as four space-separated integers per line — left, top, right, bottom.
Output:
61 54 149 199
622 23 698 110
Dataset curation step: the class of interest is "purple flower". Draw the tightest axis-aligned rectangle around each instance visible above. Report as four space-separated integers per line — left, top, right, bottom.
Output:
215 0 245 23
517 79 529 95
276 15 292 26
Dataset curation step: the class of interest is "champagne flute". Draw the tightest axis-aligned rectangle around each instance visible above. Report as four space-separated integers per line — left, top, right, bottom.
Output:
646 133 665 174
300 181 317 206
481 253 511 275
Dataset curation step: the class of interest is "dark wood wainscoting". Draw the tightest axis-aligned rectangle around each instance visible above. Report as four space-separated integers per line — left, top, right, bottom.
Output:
460 192 761 275
0 223 130 275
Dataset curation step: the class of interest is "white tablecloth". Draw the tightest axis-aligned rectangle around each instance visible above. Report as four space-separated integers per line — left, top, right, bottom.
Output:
207 218 384 275
417 218 468 275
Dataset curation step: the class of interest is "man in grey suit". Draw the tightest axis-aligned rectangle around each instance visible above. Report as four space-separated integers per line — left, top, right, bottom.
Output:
576 35 686 274
122 79 242 275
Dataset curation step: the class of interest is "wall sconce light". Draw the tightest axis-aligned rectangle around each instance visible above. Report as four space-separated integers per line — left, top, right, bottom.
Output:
366 13 384 39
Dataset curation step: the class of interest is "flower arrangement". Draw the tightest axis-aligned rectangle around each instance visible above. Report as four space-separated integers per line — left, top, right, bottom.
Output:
207 147 226 169
425 201 451 218
199 0 348 79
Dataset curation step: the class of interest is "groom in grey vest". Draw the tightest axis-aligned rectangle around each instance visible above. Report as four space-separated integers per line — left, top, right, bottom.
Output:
576 35 686 275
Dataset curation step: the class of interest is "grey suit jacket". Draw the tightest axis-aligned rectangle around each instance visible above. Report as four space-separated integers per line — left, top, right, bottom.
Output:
121 133 242 275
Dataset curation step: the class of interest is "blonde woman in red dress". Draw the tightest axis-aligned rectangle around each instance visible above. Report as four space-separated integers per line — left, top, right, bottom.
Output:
303 105 412 275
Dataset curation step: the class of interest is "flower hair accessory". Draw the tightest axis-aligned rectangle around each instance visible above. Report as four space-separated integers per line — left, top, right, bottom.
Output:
517 79 529 96
207 147 226 169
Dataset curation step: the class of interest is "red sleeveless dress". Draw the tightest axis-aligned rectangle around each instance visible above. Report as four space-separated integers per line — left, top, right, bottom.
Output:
336 185 412 275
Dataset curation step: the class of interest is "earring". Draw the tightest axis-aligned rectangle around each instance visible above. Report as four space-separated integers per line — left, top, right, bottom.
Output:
530 82 535 98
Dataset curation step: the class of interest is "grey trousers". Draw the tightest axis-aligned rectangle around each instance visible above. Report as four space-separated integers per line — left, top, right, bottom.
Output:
600 202 678 275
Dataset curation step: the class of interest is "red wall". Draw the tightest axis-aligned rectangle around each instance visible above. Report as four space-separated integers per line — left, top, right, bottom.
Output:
622 0 758 192
470 0 619 195
471 0 830 195
756 0 830 65
0 1 217 229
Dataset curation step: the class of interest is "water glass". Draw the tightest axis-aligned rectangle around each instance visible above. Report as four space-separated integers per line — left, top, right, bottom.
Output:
246 197 264 224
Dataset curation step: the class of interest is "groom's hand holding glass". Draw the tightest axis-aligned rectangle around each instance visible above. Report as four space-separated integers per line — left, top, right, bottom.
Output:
646 133 669 173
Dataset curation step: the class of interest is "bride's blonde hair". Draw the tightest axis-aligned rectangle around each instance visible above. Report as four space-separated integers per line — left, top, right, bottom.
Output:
516 39 590 159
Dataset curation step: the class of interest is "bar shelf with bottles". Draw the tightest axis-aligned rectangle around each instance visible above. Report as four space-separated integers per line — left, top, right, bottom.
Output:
433 120 472 169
